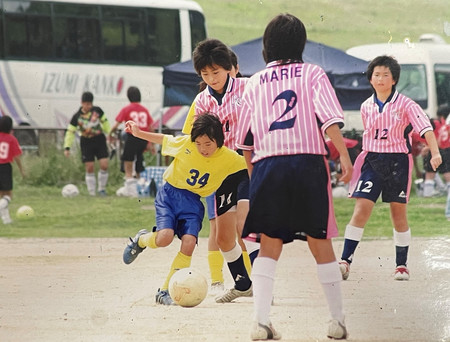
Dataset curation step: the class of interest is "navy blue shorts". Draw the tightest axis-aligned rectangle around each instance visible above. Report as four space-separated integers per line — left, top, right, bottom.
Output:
0 163 12 191
80 134 109 163
349 152 412 203
243 155 338 243
155 182 204 239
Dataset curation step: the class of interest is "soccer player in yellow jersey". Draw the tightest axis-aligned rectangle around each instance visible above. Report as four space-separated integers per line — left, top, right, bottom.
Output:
122 113 247 305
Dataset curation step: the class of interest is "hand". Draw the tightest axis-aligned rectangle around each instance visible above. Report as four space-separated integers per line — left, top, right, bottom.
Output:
124 120 138 135
429 152 442 171
338 155 353 184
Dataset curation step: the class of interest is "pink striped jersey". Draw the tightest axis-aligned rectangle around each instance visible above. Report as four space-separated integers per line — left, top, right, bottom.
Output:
360 91 433 153
236 61 344 163
183 76 248 150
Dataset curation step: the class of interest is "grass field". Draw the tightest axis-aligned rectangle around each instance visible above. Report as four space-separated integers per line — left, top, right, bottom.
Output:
0 183 447 239
195 0 450 49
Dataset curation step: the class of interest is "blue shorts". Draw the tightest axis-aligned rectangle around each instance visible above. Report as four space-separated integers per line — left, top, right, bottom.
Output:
243 155 338 243
206 193 216 220
154 182 205 239
349 152 412 203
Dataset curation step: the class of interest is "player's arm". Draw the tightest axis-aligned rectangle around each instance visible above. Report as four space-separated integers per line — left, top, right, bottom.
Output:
325 123 353 183
181 101 197 135
125 120 165 145
423 130 442 171
63 124 77 157
13 155 25 178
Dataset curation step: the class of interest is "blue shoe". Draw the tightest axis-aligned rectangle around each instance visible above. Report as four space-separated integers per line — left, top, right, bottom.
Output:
98 190 107 197
155 289 175 305
123 229 148 264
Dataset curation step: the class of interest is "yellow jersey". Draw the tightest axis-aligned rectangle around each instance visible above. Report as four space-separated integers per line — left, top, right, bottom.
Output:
161 135 247 197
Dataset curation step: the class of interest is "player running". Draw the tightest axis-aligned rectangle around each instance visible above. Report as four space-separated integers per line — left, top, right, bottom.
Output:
122 113 247 305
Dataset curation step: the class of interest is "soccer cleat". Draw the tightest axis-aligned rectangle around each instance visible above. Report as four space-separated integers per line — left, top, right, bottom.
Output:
209 282 225 297
250 322 281 340
327 319 348 340
155 289 175 305
123 229 148 264
339 261 350 280
98 190 107 197
215 285 253 303
393 265 410 281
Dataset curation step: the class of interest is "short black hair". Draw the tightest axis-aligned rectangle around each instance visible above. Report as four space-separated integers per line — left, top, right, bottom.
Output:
191 113 224 148
127 86 141 102
0 115 13 133
193 38 232 75
367 55 401 84
262 13 307 63
81 91 94 103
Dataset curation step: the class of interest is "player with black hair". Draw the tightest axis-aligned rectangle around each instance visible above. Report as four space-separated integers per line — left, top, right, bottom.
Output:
109 86 155 197
122 113 247 306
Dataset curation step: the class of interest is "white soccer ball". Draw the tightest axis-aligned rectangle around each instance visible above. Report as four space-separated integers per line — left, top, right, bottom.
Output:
169 268 208 307
116 186 127 196
62 184 80 198
332 186 349 198
16 205 35 219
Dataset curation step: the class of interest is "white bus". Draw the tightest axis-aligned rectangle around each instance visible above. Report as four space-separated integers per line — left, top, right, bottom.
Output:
345 35 450 131
0 0 206 128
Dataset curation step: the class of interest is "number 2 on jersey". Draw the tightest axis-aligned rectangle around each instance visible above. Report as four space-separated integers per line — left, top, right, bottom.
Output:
269 90 297 131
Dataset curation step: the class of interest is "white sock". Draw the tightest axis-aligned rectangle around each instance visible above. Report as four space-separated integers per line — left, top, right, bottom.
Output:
423 179 435 197
221 242 242 263
0 195 11 210
252 257 277 326
85 172 96 196
317 261 345 324
98 170 108 191
125 178 138 197
393 228 411 247
1 208 12 224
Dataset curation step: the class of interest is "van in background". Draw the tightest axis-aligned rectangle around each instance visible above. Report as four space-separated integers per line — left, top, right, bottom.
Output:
345 34 450 130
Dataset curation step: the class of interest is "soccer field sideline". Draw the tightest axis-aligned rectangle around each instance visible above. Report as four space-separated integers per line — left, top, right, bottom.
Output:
0 237 448 342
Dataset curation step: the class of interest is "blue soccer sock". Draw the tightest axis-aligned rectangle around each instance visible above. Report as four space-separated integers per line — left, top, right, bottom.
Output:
341 224 364 264
222 243 252 291
394 229 411 266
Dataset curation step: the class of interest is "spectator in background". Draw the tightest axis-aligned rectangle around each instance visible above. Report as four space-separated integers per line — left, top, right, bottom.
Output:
0 116 25 224
109 86 155 197
64 91 110 196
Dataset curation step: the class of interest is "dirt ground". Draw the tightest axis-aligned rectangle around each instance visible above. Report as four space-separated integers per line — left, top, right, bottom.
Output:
0 237 449 342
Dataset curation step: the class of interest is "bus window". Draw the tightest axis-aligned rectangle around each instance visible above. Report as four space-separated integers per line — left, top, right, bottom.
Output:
146 9 180 65
436 65 450 107
101 6 146 63
397 64 428 108
189 10 207 52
